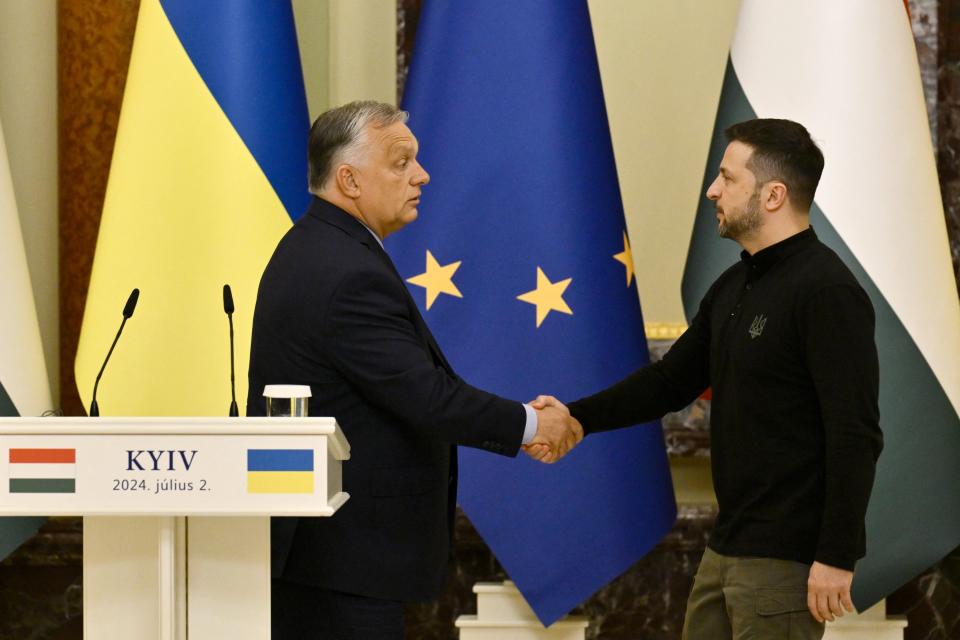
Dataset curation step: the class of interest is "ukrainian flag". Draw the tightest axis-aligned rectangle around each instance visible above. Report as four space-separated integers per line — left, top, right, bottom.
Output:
247 449 314 494
75 0 309 416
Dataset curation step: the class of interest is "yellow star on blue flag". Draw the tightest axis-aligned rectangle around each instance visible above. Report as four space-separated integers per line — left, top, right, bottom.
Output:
517 267 572 327
407 250 463 310
613 231 635 286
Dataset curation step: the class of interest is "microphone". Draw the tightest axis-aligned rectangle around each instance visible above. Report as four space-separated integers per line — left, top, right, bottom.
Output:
223 284 239 417
90 288 139 417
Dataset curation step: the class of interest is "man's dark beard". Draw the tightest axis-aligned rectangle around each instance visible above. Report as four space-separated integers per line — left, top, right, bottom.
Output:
719 190 762 240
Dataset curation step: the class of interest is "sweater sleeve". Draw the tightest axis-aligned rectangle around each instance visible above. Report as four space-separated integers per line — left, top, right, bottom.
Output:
568 291 712 434
802 283 883 570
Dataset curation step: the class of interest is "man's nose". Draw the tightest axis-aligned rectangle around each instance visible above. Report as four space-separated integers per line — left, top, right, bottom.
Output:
706 176 721 200
413 161 430 185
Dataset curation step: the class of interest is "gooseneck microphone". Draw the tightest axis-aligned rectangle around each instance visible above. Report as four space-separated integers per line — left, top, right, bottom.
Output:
90 288 139 417
223 284 239 417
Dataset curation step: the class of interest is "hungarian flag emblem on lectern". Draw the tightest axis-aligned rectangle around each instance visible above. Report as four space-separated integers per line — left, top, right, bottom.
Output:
8 449 76 494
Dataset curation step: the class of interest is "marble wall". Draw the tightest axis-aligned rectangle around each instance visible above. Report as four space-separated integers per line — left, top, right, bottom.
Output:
58 0 140 419
937 0 960 280
0 518 81 639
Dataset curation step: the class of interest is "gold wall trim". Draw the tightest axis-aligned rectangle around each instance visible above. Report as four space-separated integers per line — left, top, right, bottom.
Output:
645 322 688 340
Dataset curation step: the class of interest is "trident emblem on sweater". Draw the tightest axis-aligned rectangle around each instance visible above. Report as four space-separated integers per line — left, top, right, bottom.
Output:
748 314 767 339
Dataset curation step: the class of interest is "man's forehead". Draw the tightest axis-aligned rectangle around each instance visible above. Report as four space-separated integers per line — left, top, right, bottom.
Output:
721 141 753 171
725 141 753 162
371 122 417 150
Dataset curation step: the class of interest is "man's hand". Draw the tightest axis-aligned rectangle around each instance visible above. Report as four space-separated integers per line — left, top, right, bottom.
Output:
522 395 583 463
807 561 855 623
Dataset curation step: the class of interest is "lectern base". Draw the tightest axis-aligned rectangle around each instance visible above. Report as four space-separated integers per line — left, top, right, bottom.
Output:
824 601 907 640
83 516 271 640
83 517 172 639
456 582 589 639
188 517 271 638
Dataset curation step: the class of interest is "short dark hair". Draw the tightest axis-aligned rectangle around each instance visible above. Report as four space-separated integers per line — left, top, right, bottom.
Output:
307 101 408 192
724 119 824 212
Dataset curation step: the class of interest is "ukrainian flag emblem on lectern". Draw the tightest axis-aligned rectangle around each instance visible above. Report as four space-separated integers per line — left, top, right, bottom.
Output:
246 449 314 494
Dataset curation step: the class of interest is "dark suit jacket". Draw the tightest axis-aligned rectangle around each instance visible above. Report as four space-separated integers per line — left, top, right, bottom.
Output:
247 197 525 601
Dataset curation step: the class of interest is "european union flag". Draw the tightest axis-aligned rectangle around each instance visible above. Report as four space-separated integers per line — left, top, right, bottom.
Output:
388 1 676 625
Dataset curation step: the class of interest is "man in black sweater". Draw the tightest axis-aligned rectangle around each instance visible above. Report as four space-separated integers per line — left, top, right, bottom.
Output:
533 119 883 639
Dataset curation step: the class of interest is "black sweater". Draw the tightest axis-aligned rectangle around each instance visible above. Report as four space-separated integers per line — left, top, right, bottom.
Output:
569 227 883 570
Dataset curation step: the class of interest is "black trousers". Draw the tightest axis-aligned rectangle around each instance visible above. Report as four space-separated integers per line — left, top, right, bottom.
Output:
272 579 405 640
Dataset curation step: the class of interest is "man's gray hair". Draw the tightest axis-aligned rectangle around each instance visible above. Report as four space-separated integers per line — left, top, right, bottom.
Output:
308 101 409 192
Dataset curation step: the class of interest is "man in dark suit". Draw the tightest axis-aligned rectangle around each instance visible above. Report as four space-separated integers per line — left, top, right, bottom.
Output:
248 101 581 639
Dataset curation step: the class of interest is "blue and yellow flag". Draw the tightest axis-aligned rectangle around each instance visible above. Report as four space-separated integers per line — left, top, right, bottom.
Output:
75 0 309 416
246 449 314 494
389 2 676 625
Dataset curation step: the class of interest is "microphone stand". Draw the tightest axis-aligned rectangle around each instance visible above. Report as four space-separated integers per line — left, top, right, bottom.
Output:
228 311 238 417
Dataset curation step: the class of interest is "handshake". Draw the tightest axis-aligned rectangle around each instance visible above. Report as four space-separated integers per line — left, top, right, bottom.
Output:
522 395 584 464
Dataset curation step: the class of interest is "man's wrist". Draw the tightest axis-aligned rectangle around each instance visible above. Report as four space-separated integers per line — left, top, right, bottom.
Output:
521 403 538 445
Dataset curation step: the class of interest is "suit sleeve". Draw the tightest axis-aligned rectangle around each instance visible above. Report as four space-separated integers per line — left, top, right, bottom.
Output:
568 291 712 434
802 284 883 570
321 265 525 456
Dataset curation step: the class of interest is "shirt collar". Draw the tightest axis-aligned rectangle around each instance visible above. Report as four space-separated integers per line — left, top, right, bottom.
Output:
355 218 385 249
740 226 817 277
307 196 385 250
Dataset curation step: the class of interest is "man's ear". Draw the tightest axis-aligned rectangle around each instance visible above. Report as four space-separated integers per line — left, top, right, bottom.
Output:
334 164 361 199
764 181 788 211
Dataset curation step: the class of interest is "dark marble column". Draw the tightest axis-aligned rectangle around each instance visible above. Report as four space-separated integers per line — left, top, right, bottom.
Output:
397 0 421 106
937 0 960 281
58 0 140 418
0 518 82 640
911 0 940 145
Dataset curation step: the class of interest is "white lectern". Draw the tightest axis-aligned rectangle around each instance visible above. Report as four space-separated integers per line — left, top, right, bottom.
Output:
0 417 350 640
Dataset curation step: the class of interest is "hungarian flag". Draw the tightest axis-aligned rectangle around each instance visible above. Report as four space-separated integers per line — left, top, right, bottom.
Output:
8 449 77 495
0 116 52 558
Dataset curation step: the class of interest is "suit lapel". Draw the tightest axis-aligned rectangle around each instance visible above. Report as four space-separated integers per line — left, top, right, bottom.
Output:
372 243 455 374
309 197 455 374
